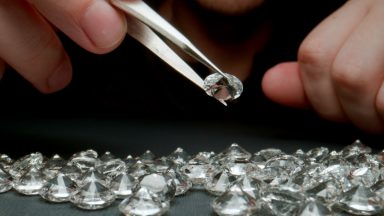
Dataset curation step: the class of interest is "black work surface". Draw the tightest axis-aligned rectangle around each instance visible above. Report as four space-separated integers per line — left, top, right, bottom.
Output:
0 118 383 216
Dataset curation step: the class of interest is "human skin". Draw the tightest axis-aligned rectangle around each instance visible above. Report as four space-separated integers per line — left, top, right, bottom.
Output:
1 0 384 133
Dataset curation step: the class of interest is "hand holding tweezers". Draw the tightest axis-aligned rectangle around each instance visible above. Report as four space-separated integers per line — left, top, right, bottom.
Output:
109 0 231 92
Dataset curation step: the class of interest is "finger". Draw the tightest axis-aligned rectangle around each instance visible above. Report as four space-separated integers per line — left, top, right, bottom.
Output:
0 1 72 93
29 0 127 54
298 0 372 121
331 0 384 132
262 62 309 108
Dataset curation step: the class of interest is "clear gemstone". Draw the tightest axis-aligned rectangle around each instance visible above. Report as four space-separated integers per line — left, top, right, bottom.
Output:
203 72 243 104
0 154 13 171
166 169 192 196
306 147 329 164
216 143 251 163
298 198 332 216
42 154 67 180
341 140 371 161
13 167 46 195
205 169 237 196
96 158 126 180
124 155 136 168
99 151 116 162
70 180 116 210
349 166 380 188
253 148 284 162
69 150 100 173
148 157 174 173
59 164 82 183
237 175 265 199
110 172 138 199
338 185 383 215
0 166 13 193
39 173 77 202
138 173 176 202
77 168 109 187
261 185 304 216
119 186 170 216
8 152 44 179
211 183 258 216
139 150 156 164
180 163 216 186
127 161 150 179
168 147 191 167
304 176 342 204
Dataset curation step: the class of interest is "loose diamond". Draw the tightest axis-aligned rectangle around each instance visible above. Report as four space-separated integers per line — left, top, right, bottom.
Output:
110 172 138 199
203 72 243 104
338 185 383 215
8 152 44 179
13 167 46 195
205 169 237 196
211 183 258 216
39 173 77 202
42 154 67 180
70 179 116 210
0 166 12 193
119 186 170 216
138 173 176 202
298 198 332 216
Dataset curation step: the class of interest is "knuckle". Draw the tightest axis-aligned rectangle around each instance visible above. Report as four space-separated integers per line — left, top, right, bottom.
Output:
298 37 334 68
331 59 366 92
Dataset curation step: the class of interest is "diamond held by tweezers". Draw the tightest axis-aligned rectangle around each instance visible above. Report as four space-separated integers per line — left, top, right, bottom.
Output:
203 72 243 105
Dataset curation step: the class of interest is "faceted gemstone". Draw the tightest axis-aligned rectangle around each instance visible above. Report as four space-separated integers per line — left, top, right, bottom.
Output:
42 154 67 180
70 180 116 210
77 168 109 187
110 172 138 199
96 158 126 180
216 143 251 163
139 150 156 164
166 169 192 196
290 164 325 187
338 185 383 215
69 150 100 173
0 166 13 193
203 72 243 104
127 161 150 179
0 154 13 171
180 162 216 187
255 148 284 161
264 155 303 176
225 161 257 177
341 140 371 161
9 152 44 179
237 175 265 199
148 157 174 173
349 166 380 188
261 185 304 216
138 173 176 202
59 164 82 183
304 176 342 204
13 167 46 195
124 155 136 168
205 169 237 196
306 147 329 164
119 186 170 216
167 147 191 167
211 183 257 216
371 180 384 198
39 173 77 202
298 198 332 216
99 151 116 162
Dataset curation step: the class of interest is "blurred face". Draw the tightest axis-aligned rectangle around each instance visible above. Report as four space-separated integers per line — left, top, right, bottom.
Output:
196 0 264 14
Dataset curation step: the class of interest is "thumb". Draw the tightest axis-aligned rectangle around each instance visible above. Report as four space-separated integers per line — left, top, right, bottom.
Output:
262 62 309 108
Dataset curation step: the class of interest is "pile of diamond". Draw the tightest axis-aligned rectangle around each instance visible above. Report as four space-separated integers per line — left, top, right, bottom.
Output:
0 140 384 216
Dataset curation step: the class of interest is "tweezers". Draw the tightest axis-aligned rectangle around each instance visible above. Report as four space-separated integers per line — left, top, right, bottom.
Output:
109 0 230 93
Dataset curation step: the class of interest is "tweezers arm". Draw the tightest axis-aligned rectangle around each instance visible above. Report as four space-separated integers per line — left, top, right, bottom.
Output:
110 0 227 78
125 16 205 90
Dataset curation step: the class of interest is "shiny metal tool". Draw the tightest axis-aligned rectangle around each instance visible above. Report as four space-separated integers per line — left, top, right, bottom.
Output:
109 0 231 94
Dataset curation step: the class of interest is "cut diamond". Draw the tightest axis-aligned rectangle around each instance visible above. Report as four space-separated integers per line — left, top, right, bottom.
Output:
211 183 258 216
39 173 77 202
205 169 237 196
138 173 176 202
0 166 12 193
119 186 170 216
338 185 383 215
70 180 116 210
203 72 243 104
42 154 67 180
13 167 46 195
110 172 138 199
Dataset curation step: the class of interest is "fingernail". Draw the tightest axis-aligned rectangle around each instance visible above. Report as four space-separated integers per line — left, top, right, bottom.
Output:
81 0 125 49
48 60 72 92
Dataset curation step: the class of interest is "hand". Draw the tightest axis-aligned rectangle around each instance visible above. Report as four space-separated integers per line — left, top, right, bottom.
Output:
262 0 384 133
0 0 126 93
